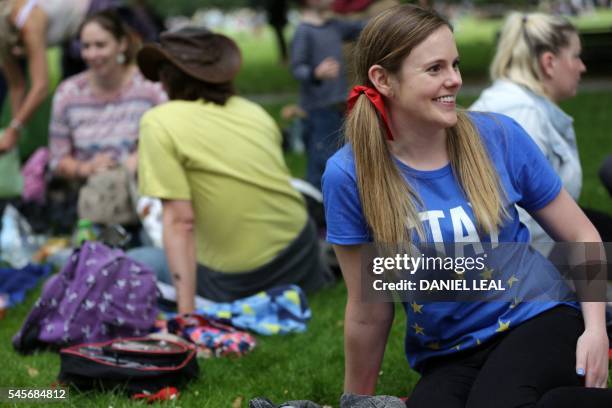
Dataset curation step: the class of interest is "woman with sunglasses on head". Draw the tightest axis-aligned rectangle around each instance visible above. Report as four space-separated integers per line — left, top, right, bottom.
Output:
323 5 611 407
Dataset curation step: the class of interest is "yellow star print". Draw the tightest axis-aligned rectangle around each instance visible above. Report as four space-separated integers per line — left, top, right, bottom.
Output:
217 310 232 319
412 323 425 336
411 301 423 314
510 296 521 309
476 338 481 345
284 290 300 306
427 342 440 350
480 268 494 280
242 304 255 315
496 319 511 332
454 344 461 351
507 275 519 289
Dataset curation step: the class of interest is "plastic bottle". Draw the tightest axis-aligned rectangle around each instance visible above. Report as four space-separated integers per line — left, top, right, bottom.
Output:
0 205 30 268
73 219 96 246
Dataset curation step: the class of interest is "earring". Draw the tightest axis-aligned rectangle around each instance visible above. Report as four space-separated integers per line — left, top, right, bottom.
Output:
116 53 126 64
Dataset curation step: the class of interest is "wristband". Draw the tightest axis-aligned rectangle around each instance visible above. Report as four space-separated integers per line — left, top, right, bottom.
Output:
8 119 24 133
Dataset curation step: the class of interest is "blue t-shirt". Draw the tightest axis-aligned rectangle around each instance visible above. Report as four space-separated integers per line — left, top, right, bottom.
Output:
322 112 572 371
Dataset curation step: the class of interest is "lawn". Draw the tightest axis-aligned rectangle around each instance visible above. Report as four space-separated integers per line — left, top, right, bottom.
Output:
0 90 610 407
455 93 612 215
4 9 612 155
231 8 612 94
1 8 611 407
0 283 416 407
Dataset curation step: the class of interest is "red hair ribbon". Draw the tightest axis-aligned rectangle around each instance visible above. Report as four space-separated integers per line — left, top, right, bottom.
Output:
347 85 394 141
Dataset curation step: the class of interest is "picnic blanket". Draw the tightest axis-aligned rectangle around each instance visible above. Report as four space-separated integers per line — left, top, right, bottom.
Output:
158 284 312 335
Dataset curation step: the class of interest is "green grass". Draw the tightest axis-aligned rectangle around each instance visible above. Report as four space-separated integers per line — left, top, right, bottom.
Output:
229 9 612 94
0 283 416 407
455 93 612 215
0 11 611 406
4 9 612 154
560 92 612 213
571 8 612 30
1 92 610 406
232 29 298 95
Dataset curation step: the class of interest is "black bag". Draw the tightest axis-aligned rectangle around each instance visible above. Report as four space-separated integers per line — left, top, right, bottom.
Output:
58 337 199 394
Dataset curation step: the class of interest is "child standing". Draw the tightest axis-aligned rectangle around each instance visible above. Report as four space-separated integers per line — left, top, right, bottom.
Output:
290 0 364 190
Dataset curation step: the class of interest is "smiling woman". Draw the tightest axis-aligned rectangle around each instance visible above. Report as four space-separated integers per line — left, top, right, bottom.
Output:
321 4 612 407
383 26 462 143
80 13 134 81
48 10 166 182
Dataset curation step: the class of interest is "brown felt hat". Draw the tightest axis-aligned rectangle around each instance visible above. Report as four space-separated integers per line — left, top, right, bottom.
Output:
137 27 241 84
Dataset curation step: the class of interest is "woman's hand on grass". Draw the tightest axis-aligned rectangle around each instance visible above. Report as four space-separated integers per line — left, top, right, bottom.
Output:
575 327 609 388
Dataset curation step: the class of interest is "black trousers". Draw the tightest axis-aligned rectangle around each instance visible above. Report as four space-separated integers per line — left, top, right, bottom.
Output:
406 306 612 408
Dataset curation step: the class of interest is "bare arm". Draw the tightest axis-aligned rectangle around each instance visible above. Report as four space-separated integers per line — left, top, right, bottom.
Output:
162 199 197 314
0 7 50 150
2 54 27 118
335 244 394 394
531 189 600 243
0 52 27 151
16 8 50 124
532 189 608 388
54 153 117 180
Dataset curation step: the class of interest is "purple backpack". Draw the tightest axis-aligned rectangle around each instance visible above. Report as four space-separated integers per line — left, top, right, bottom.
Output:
13 242 158 353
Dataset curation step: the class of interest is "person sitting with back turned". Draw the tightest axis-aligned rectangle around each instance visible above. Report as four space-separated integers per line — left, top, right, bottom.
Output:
136 28 333 313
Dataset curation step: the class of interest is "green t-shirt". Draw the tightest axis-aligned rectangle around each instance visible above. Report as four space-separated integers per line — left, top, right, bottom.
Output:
138 97 307 273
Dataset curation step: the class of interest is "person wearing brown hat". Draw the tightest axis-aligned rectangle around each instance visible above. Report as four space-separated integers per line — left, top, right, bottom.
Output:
136 27 334 313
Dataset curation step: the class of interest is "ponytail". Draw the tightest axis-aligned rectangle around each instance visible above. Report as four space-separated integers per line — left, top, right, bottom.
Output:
490 11 577 96
448 112 508 233
345 4 508 246
345 93 424 244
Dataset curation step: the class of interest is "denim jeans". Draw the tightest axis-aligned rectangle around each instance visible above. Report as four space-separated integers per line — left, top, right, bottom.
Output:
128 219 333 303
304 107 344 190
126 246 171 284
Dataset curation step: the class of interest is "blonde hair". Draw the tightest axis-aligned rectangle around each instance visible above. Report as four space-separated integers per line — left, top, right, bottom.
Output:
346 4 506 245
490 12 577 96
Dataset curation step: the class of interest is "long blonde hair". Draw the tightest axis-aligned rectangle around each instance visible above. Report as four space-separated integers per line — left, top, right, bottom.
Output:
490 12 577 96
346 4 506 245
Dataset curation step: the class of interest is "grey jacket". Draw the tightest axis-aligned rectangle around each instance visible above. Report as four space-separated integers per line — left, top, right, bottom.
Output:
471 79 582 243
